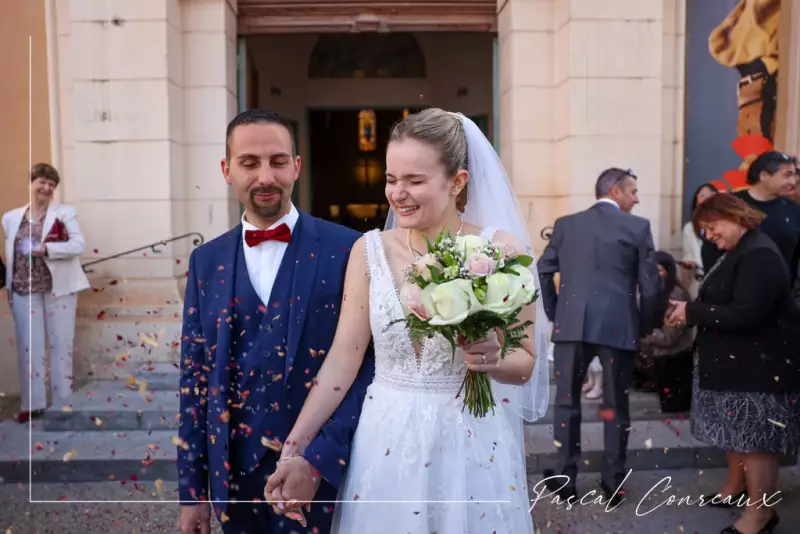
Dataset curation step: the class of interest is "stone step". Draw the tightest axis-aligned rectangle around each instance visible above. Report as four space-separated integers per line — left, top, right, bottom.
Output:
43 380 180 432
42 378 678 432
135 362 181 391
3 419 777 484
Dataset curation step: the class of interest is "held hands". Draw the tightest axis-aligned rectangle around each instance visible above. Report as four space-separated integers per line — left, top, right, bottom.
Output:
664 300 687 327
264 455 321 527
178 504 211 534
457 330 503 371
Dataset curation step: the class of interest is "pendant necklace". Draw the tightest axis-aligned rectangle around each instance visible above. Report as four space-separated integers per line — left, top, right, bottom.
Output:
406 218 464 260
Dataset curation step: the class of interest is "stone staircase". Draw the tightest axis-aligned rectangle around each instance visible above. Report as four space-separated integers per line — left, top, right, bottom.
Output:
1 363 792 484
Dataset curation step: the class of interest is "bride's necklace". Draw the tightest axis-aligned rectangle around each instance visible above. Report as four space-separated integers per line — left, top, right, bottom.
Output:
406 218 464 260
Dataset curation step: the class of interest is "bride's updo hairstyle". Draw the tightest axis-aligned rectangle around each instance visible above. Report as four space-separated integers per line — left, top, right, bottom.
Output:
389 108 469 212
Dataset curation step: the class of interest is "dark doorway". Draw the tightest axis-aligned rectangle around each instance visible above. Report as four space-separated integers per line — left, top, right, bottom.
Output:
309 108 421 233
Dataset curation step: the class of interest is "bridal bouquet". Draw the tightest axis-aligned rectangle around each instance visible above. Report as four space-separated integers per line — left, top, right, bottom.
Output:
397 230 538 418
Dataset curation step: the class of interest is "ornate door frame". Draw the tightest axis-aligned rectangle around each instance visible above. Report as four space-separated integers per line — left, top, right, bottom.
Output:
237 0 497 34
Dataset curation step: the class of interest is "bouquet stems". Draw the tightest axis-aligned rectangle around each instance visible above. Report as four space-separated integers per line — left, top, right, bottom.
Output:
458 370 496 418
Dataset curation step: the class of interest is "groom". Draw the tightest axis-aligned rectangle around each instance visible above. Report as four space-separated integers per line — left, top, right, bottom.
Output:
177 109 375 534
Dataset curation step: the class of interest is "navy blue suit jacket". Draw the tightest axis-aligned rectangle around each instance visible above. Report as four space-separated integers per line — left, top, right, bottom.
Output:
177 211 375 506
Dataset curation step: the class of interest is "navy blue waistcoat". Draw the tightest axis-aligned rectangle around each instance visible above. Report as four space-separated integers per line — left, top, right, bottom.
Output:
229 235 298 473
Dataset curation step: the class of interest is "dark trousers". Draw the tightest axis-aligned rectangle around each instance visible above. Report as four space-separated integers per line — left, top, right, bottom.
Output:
218 450 337 534
552 342 635 488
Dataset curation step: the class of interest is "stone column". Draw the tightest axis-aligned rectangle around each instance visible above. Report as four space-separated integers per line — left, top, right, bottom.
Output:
66 0 185 281
497 0 557 254
553 0 668 244
181 0 240 241
499 0 683 251
778 0 800 157
52 0 220 380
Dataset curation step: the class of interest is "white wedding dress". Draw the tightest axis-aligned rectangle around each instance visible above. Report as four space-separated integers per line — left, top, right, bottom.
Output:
331 229 535 534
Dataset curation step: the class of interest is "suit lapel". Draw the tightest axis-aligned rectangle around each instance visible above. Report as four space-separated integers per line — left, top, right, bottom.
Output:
286 213 320 377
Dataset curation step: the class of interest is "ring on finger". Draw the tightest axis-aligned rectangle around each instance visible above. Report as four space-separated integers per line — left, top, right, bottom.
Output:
481 354 487 365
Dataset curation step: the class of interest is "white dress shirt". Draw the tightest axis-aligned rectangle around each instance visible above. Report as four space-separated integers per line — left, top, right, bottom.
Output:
241 204 299 305
596 198 620 209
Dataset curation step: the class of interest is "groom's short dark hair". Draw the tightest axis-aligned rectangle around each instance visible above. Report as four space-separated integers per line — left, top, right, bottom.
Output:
225 109 296 160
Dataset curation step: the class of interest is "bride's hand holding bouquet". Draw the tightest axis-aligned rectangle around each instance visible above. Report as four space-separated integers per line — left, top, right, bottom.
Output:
396 230 539 418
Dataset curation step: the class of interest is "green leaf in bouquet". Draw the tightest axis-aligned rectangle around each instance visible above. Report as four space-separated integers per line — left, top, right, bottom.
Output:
513 255 534 267
473 286 487 304
429 266 445 284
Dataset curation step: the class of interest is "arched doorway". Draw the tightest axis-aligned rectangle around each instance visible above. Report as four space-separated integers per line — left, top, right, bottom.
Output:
307 34 427 232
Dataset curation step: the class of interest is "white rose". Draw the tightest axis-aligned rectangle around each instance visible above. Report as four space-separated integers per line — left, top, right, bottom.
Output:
508 264 537 308
427 279 482 326
483 272 525 315
454 234 486 258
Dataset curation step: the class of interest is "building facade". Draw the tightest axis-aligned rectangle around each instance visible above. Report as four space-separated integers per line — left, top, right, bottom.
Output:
1 0 799 396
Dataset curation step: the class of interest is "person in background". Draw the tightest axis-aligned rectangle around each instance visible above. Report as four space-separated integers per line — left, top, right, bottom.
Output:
634 251 694 412
680 183 719 297
1 163 90 424
736 151 800 303
668 193 800 534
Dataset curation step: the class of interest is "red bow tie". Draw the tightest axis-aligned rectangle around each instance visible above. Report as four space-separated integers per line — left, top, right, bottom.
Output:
245 223 292 247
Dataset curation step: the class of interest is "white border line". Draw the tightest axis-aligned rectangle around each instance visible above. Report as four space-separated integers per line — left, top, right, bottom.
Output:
28 33 33 506
31 500 514 504
21 30 519 508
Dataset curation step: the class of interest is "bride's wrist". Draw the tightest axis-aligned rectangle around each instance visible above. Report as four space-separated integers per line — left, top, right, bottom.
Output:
279 437 306 459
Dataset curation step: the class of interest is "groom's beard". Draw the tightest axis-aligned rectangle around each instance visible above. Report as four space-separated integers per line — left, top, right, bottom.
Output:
249 186 286 219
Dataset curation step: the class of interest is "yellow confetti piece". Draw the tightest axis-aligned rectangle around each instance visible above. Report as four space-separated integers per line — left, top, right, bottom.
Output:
155 479 164 493
63 449 77 462
61 406 73 413
644 438 653 449
171 436 190 451
139 333 158 347
94 417 103 426
553 440 562 448
768 419 786 428
220 512 230 523
261 437 282 452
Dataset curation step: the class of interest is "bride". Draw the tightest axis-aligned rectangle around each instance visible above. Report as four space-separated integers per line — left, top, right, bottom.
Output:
266 108 550 533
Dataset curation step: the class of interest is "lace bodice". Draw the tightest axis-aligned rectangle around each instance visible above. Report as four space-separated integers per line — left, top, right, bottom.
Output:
364 228 495 391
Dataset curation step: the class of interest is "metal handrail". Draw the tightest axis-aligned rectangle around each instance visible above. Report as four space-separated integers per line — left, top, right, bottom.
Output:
81 232 205 273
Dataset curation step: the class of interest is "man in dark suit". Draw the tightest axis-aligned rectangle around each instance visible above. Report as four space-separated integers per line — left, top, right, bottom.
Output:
537 168 661 504
177 109 374 534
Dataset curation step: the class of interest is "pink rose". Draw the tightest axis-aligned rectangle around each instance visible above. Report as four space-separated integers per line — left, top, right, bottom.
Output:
400 283 431 320
466 252 494 277
413 253 440 281
494 240 523 260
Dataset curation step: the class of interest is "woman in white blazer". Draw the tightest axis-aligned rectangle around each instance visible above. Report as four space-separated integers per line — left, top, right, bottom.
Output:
2 163 90 423
680 183 719 298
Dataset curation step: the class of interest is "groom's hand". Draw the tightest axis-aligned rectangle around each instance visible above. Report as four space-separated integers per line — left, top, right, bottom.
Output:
265 457 321 520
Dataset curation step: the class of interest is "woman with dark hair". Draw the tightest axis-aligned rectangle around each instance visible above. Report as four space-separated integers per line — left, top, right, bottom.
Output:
681 183 719 296
634 251 693 410
668 193 800 534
